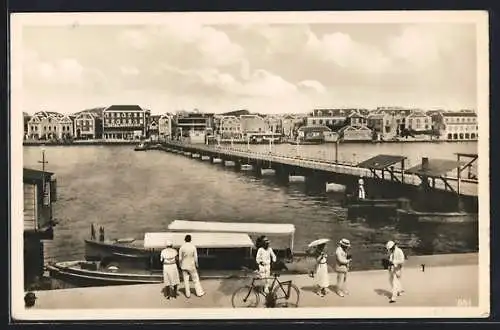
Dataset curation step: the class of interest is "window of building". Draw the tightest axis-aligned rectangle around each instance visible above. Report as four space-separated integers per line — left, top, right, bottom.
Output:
448 133 452 139
459 133 464 139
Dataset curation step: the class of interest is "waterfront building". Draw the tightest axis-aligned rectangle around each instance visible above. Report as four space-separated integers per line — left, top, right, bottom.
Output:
297 125 332 143
148 115 160 141
404 111 432 133
265 115 282 134
282 115 305 139
27 111 66 141
367 112 396 140
23 112 31 140
56 114 74 140
174 109 214 138
374 107 415 134
338 125 373 142
102 105 150 140
158 113 173 141
240 114 267 135
346 111 368 127
431 110 478 141
306 108 351 130
220 115 242 139
73 110 103 140
24 167 57 289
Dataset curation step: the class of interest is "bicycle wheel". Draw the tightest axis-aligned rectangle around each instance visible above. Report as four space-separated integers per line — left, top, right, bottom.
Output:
272 283 300 308
232 285 260 308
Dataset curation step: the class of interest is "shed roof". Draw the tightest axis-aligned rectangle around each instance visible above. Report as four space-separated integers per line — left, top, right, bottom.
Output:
357 155 407 170
168 220 295 236
143 232 255 249
24 168 54 182
405 159 467 177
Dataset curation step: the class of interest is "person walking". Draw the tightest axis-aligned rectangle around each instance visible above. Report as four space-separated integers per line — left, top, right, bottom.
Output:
179 234 205 298
311 243 330 297
386 240 405 303
160 240 180 299
335 238 351 297
255 236 277 294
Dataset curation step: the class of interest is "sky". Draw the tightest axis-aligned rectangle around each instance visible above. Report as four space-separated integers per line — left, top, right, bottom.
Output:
20 21 478 115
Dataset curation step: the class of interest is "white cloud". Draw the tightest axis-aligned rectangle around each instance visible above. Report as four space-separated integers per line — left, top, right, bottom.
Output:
387 25 472 71
298 80 326 94
306 31 390 74
120 66 140 76
120 23 245 68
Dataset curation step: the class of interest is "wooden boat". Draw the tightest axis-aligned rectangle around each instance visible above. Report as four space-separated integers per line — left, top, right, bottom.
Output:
54 227 318 287
134 142 149 151
395 209 478 223
86 221 300 263
85 232 258 270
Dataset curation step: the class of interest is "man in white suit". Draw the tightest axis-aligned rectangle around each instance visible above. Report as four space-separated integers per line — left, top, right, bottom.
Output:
179 234 205 298
386 240 405 303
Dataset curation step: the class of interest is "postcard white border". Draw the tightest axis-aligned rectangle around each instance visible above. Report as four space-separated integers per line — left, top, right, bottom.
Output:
10 10 490 320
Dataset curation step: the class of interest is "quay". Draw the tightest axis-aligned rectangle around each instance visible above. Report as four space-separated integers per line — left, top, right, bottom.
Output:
30 253 480 311
159 141 478 212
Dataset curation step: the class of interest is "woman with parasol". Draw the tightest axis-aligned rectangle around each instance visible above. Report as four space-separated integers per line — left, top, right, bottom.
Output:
308 238 330 297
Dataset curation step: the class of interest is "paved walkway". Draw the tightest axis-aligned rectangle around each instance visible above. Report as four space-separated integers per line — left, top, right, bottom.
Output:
33 264 478 309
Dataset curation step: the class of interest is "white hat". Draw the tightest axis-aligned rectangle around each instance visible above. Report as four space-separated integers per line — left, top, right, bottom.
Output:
358 178 364 185
339 238 351 247
166 240 173 247
386 241 395 250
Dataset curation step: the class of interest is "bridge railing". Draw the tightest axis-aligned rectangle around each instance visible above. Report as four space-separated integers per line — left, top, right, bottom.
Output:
165 142 478 196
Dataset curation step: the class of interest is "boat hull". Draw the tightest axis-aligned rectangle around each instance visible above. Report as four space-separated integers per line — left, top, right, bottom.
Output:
396 209 478 223
47 254 316 287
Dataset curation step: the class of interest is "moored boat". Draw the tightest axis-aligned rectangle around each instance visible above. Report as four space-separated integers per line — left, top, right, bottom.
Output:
134 142 149 151
395 209 478 223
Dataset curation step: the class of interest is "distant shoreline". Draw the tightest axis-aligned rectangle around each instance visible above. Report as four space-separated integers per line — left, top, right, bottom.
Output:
22 139 478 146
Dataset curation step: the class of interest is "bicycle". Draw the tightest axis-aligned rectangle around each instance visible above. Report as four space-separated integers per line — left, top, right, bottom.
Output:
231 270 300 308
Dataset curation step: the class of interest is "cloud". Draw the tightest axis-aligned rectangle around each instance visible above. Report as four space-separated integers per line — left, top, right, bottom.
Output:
119 23 245 69
298 80 326 94
305 31 390 75
120 66 140 76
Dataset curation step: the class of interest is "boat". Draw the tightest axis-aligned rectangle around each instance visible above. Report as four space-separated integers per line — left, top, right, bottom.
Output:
395 209 478 223
134 142 149 151
56 225 318 287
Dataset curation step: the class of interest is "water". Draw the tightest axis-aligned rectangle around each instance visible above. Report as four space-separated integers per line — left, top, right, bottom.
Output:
23 142 478 271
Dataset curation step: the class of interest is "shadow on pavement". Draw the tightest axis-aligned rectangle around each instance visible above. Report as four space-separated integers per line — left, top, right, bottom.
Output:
374 288 392 298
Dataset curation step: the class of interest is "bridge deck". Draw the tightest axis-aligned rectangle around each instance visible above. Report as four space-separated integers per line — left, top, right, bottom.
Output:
165 142 478 197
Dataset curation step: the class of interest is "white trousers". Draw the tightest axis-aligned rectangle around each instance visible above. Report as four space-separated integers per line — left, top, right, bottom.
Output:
182 268 205 297
389 267 403 300
258 264 272 292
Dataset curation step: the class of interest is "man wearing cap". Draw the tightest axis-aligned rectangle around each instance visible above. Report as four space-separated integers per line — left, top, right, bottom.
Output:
335 238 352 297
386 240 405 303
255 236 277 294
179 234 205 298
160 240 180 299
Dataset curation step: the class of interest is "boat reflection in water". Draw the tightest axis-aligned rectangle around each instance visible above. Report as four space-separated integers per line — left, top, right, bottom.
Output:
49 221 317 287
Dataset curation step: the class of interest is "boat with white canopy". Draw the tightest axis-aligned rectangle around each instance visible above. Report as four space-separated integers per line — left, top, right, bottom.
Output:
167 220 296 255
49 232 257 286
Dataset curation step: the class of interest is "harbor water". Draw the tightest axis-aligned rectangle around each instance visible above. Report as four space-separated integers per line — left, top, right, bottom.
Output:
23 142 479 272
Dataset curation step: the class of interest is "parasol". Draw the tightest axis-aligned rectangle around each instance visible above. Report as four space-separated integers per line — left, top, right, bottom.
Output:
307 238 330 248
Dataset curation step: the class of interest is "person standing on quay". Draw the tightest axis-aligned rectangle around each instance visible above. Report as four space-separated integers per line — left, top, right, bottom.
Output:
160 240 180 299
179 234 205 298
255 237 277 294
386 240 405 303
335 238 351 297
311 243 330 297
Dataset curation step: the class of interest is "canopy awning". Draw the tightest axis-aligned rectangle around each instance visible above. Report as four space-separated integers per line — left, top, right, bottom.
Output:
405 159 468 177
143 232 254 249
167 220 296 237
357 154 406 170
